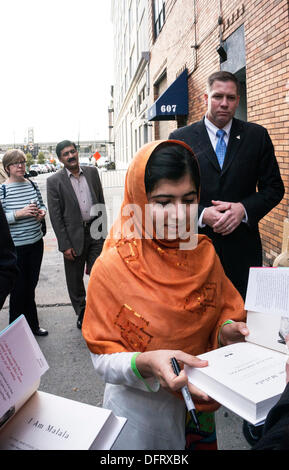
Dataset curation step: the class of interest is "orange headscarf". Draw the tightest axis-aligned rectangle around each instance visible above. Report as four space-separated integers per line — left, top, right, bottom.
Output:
82 140 245 361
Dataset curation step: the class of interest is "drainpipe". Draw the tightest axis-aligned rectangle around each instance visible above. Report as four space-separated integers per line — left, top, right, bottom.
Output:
191 0 198 73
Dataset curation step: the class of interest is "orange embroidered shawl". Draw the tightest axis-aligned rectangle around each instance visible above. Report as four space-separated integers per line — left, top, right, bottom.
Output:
82 140 245 408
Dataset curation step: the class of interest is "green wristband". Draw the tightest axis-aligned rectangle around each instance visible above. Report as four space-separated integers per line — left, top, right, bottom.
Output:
131 352 142 379
131 352 154 392
218 319 234 347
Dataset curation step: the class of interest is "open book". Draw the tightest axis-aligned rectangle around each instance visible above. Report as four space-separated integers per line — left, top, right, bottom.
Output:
185 267 289 425
0 316 126 450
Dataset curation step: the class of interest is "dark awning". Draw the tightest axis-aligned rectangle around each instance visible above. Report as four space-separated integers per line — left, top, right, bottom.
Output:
147 69 188 121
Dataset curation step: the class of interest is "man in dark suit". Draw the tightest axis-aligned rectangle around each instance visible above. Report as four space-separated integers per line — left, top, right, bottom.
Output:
0 202 18 310
169 71 284 300
47 140 107 329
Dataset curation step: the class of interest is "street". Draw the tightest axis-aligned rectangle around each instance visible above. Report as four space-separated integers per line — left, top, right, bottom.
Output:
0 172 251 450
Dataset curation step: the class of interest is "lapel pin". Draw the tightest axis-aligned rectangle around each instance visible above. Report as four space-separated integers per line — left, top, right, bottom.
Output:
236 135 241 139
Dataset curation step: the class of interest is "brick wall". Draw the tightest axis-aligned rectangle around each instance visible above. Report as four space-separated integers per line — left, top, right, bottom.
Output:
244 0 289 264
148 0 289 264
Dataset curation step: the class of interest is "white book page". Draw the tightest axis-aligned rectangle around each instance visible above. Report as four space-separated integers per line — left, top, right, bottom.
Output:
185 342 288 404
0 391 124 450
0 380 40 430
246 311 289 355
0 316 49 418
245 267 289 317
91 415 127 450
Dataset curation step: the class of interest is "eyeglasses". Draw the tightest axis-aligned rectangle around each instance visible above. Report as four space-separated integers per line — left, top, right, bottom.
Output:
61 149 77 158
10 161 26 167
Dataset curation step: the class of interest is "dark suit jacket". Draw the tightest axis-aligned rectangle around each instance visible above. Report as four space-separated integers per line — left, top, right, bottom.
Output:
46 166 106 256
0 202 18 309
169 118 284 298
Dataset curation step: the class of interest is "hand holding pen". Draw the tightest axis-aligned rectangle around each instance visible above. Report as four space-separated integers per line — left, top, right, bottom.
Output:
171 357 201 432
134 350 211 403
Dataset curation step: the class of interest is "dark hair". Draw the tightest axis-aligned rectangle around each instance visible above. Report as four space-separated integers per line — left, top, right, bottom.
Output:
207 71 240 94
56 140 76 158
145 143 200 195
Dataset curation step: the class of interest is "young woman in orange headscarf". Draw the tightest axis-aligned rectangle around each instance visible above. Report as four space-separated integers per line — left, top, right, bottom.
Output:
82 140 248 450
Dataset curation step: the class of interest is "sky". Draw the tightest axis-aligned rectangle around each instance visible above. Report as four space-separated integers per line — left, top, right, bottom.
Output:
0 0 114 144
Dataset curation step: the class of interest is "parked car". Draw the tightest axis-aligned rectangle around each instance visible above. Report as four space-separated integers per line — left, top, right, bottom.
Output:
40 164 48 173
96 157 114 171
29 164 41 174
79 159 95 167
26 169 38 177
47 163 56 172
44 163 53 172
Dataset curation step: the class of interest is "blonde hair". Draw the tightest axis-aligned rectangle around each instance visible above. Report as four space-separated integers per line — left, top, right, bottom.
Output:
2 149 26 175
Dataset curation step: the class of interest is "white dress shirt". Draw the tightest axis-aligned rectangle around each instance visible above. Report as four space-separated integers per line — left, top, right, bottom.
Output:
204 115 232 149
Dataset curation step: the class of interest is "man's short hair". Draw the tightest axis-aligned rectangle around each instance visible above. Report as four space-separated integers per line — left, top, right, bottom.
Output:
207 71 240 94
56 140 77 158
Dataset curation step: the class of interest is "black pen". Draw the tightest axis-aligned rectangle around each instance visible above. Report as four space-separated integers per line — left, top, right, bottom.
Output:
171 357 200 432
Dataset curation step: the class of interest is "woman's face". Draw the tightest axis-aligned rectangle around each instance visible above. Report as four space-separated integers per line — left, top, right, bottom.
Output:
146 173 198 241
7 159 26 178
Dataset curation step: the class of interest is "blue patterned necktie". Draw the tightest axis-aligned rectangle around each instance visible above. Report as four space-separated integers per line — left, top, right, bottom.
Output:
215 129 227 169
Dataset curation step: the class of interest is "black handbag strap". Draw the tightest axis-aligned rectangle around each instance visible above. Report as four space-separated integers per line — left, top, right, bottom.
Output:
1 184 6 198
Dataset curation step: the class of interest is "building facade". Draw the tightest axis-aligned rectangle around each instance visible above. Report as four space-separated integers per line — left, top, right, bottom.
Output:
111 0 289 264
111 0 153 169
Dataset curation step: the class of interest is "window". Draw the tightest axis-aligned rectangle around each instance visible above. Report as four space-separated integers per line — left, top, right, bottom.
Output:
135 129 138 152
129 47 136 79
124 71 128 92
138 86 146 111
153 0 165 38
144 123 148 144
128 1 135 38
137 11 146 61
